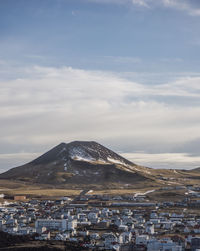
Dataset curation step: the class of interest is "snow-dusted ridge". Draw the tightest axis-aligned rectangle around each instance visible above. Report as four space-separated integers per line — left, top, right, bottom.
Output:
69 147 134 168
57 141 136 168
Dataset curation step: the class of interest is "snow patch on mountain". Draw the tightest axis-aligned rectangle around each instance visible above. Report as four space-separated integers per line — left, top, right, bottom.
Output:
134 190 155 197
64 163 67 171
69 146 95 162
107 157 125 165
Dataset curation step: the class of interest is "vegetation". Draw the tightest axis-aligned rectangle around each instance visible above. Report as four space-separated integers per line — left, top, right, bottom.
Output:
0 231 87 251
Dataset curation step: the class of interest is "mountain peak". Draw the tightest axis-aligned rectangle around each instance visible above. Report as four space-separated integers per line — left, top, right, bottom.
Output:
0 141 150 187
29 141 134 167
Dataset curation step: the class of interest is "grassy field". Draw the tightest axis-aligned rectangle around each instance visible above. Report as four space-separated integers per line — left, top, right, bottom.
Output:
88 188 157 195
3 188 81 197
0 179 81 198
0 172 199 199
1 187 156 198
0 178 159 198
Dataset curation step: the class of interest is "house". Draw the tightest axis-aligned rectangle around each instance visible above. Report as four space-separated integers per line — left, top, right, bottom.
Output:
119 232 132 244
136 235 149 245
14 196 26 201
147 239 162 251
191 237 200 251
147 239 182 251
103 233 118 249
36 226 47 234
77 230 89 237
88 212 99 223
18 227 30 235
118 225 128 232
36 231 51 240
90 233 100 240
0 219 5 229
55 232 70 240
161 241 182 251
146 223 154 235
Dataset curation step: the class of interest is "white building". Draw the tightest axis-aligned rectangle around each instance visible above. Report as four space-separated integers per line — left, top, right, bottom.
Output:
147 239 182 251
119 232 132 244
35 219 77 231
147 239 162 251
136 235 149 245
146 223 154 235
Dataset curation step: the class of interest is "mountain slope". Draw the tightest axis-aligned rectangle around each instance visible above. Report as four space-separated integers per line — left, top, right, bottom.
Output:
191 167 200 172
0 141 155 188
31 141 134 166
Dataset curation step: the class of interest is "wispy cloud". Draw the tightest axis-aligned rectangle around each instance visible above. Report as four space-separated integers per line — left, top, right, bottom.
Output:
134 0 200 16
0 65 200 170
88 0 200 16
131 0 150 8
0 152 40 172
161 0 200 16
123 152 200 169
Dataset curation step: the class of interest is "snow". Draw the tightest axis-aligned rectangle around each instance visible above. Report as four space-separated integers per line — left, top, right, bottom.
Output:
141 169 151 175
68 146 134 173
188 190 198 194
83 146 98 153
64 163 67 171
99 158 107 163
129 166 140 171
72 156 94 162
167 181 181 185
69 146 95 162
107 157 125 165
87 190 93 194
134 190 155 197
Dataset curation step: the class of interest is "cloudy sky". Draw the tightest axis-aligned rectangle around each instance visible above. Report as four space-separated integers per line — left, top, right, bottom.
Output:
0 0 200 171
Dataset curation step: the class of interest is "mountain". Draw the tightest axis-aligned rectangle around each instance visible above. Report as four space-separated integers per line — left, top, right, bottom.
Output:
191 167 200 172
0 141 154 188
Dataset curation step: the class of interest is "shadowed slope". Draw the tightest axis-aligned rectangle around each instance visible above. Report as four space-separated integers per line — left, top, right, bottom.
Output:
0 141 154 188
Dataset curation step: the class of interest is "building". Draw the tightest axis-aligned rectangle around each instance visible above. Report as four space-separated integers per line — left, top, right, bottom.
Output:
14 196 26 201
35 219 77 231
191 237 200 251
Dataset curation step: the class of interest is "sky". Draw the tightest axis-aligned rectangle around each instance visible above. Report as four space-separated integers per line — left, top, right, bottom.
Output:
0 0 200 171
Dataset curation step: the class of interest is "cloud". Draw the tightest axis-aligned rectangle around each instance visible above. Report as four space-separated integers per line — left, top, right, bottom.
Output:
132 0 200 16
86 0 128 4
0 65 200 171
122 152 200 169
161 0 200 16
0 152 40 172
87 0 200 16
131 0 150 8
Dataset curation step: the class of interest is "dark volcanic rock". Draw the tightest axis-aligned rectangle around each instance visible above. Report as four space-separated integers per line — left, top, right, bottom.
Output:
0 141 152 187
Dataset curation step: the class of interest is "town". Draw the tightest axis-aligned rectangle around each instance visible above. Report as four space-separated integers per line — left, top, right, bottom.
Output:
0 185 200 251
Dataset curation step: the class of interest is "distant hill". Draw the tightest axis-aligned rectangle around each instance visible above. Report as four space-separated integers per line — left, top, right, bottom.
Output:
190 167 200 172
0 141 155 188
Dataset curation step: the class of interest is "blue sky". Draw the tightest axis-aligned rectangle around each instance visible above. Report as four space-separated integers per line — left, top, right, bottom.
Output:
1 0 200 171
1 0 200 72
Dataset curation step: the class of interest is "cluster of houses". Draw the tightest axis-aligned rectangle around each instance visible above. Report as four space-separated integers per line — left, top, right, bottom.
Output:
0 187 200 250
